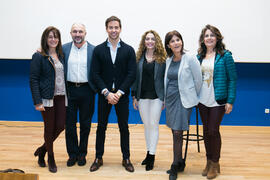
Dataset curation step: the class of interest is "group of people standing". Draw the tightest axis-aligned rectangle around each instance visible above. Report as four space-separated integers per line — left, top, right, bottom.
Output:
29 15 237 180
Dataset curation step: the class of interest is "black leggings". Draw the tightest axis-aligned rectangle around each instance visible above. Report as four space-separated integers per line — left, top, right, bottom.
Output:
172 130 183 164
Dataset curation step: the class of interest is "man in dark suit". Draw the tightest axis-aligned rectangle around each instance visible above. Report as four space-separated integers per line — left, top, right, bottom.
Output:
62 23 96 167
89 16 136 172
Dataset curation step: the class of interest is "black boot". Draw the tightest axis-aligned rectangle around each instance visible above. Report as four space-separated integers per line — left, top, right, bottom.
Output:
34 146 46 167
48 154 57 173
168 164 178 180
145 154 155 171
178 158 186 172
167 159 186 174
141 151 149 165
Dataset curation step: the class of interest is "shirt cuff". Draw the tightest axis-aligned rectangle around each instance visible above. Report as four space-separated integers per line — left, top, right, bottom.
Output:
101 88 108 94
118 89 125 95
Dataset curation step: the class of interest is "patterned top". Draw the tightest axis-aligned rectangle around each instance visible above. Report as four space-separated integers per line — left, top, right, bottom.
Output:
199 56 221 107
53 58 66 96
42 56 66 107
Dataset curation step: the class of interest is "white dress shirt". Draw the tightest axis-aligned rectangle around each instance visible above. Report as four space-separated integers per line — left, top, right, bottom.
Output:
67 42 88 83
107 39 121 64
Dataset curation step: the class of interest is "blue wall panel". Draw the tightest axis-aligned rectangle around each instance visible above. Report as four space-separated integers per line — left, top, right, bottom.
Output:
0 60 269 126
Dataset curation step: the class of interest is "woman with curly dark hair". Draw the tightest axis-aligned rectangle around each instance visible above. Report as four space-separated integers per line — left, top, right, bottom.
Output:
197 24 237 179
30 26 66 173
132 30 166 171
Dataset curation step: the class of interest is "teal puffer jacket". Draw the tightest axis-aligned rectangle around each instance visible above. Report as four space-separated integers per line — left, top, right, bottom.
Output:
197 50 237 104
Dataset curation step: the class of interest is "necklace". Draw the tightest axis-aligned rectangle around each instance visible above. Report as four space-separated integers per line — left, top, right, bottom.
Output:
145 54 154 63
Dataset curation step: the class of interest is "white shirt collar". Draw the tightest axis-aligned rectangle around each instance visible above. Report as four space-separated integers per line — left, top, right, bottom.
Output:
72 41 87 50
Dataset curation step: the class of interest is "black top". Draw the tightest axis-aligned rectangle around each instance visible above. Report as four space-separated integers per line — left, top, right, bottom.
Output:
140 56 158 99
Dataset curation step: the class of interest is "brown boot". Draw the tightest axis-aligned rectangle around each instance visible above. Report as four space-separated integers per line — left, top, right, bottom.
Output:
207 161 220 179
202 160 212 176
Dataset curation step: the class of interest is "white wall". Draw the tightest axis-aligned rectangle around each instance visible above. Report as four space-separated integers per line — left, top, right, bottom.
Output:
0 0 270 62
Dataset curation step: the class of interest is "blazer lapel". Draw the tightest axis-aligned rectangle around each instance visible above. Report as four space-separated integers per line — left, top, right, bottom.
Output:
114 46 121 64
138 56 144 84
139 56 144 68
105 45 114 65
164 57 172 96
178 54 185 78
154 61 159 80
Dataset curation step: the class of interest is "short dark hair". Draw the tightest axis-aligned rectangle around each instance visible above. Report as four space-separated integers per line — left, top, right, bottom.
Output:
164 30 185 57
40 26 63 58
105 16 121 28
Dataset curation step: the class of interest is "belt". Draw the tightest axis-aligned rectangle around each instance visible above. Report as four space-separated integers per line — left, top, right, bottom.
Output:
67 81 88 87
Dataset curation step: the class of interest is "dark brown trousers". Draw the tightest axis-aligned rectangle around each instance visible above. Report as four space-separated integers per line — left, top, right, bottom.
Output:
198 103 225 162
41 95 66 155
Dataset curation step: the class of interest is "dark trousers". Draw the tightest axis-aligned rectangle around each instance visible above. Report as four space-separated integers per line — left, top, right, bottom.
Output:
41 95 66 155
65 84 95 158
95 95 130 159
198 103 225 162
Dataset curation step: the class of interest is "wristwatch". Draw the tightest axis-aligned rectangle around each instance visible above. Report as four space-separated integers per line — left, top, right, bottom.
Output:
117 91 122 98
104 90 110 98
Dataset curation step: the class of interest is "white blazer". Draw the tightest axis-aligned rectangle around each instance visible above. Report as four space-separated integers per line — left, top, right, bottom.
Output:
164 53 202 108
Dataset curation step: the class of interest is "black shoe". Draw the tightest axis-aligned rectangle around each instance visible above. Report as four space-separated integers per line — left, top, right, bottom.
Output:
141 151 149 165
77 156 86 166
145 154 155 171
90 158 103 172
122 159 135 172
67 157 77 167
168 164 178 180
48 154 57 173
34 146 46 167
167 159 186 174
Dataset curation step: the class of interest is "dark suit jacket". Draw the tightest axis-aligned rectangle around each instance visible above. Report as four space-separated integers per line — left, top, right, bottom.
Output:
62 41 97 93
131 55 166 101
91 40 136 97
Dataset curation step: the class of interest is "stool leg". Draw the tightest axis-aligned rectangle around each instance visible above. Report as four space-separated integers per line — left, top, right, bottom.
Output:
196 107 200 152
184 130 189 161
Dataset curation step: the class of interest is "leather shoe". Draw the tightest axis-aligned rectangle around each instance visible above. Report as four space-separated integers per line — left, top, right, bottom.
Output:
77 156 86 166
122 159 134 172
67 157 77 167
90 158 103 172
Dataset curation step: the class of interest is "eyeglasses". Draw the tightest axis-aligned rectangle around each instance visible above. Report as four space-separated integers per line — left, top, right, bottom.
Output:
48 36 59 40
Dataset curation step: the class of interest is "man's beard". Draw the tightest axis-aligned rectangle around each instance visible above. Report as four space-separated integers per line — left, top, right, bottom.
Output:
73 37 84 44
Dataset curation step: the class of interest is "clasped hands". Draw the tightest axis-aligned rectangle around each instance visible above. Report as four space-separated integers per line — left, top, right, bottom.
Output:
106 91 122 105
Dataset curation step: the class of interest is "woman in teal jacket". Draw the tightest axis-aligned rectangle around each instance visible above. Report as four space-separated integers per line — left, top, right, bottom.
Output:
197 24 237 179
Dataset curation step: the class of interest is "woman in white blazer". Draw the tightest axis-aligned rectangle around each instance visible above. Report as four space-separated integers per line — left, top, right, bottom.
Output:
164 30 202 180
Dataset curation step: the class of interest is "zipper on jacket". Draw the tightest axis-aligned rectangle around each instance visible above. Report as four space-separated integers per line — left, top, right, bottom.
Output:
47 56 56 100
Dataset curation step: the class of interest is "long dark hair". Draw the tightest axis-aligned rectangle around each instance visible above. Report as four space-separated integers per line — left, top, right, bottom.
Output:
40 26 63 58
198 24 226 59
164 30 185 57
